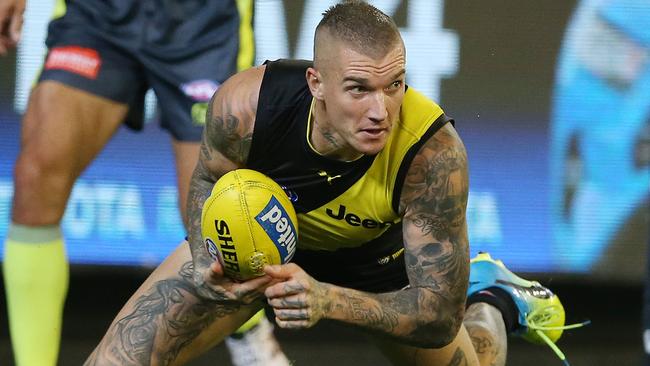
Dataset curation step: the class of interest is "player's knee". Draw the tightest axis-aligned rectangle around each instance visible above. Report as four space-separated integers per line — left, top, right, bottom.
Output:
12 151 74 224
14 148 74 192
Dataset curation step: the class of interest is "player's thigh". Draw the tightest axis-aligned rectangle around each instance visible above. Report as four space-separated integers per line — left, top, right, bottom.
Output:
20 5 145 179
12 82 128 224
94 240 261 365
20 81 127 175
372 325 479 366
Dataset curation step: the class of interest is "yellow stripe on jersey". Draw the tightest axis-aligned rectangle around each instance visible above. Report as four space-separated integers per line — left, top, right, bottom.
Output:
298 88 445 251
235 0 255 71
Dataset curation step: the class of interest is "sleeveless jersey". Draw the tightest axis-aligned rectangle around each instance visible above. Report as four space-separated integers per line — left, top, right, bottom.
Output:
247 59 452 252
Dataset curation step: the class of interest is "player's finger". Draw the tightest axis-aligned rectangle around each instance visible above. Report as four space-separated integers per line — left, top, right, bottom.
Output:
263 264 289 278
207 260 225 279
0 6 9 21
274 308 309 321
274 317 311 329
10 12 23 43
263 263 302 279
267 293 306 309
226 275 271 304
265 279 306 298
238 273 274 291
203 261 236 295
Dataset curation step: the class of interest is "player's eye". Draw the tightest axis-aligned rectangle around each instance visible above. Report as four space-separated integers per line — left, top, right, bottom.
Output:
387 80 403 90
348 85 367 93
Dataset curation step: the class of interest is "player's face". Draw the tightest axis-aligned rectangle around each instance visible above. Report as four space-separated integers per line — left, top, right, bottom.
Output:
318 43 406 158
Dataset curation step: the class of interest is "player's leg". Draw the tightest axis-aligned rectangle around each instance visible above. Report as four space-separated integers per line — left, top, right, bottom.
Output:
459 252 575 366
371 324 481 366
4 4 148 363
463 302 508 365
370 305 507 366
85 240 263 366
170 140 199 227
465 252 575 365
4 81 128 366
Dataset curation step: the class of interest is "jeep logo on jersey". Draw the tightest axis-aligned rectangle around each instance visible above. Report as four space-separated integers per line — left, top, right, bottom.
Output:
180 79 220 102
255 196 297 262
326 204 397 229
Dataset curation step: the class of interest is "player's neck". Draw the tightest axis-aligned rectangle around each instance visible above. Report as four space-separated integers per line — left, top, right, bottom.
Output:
309 101 364 162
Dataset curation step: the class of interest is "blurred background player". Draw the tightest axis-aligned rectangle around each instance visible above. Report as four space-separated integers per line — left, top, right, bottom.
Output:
0 0 289 365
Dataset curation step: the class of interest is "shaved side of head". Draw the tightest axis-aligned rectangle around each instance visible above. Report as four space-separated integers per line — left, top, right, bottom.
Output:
314 1 404 73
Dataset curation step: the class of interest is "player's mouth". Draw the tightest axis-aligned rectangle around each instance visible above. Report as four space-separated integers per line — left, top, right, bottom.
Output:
359 127 388 139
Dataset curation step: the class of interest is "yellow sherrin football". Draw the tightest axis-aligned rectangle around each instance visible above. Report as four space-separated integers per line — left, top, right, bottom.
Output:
201 169 298 281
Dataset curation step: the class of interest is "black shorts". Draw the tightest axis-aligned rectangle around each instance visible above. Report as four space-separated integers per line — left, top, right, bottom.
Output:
293 222 409 293
38 0 252 141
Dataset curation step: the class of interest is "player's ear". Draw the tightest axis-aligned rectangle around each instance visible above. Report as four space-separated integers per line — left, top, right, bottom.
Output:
306 67 325 101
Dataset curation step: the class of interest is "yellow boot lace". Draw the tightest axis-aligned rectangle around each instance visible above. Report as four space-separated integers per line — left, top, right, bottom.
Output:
525 305 591 366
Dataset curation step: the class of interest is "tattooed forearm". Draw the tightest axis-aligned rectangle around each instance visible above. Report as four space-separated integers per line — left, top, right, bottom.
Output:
327 283 461 348
336 292 401 332
85 262 240 366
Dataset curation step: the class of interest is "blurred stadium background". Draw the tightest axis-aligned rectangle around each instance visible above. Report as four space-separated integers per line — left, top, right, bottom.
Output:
0 0 648 365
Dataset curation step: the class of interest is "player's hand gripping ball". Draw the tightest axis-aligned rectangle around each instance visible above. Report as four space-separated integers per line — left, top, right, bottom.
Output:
201 169 298 281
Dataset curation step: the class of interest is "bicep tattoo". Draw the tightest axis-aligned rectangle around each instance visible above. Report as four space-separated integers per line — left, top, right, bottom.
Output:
205 112 252 166
203 75 257 167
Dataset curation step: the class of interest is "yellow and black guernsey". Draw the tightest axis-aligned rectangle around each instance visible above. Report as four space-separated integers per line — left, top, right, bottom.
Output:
247 60 453 291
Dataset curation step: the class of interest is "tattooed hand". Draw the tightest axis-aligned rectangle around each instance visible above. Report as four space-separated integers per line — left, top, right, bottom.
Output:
194 258 273 305
264 263 333 329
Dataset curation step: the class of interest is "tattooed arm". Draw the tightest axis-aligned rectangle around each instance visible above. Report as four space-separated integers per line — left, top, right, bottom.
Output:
186 65 267 302
389 122 470 346
83 66 270 366
264 123 469 348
